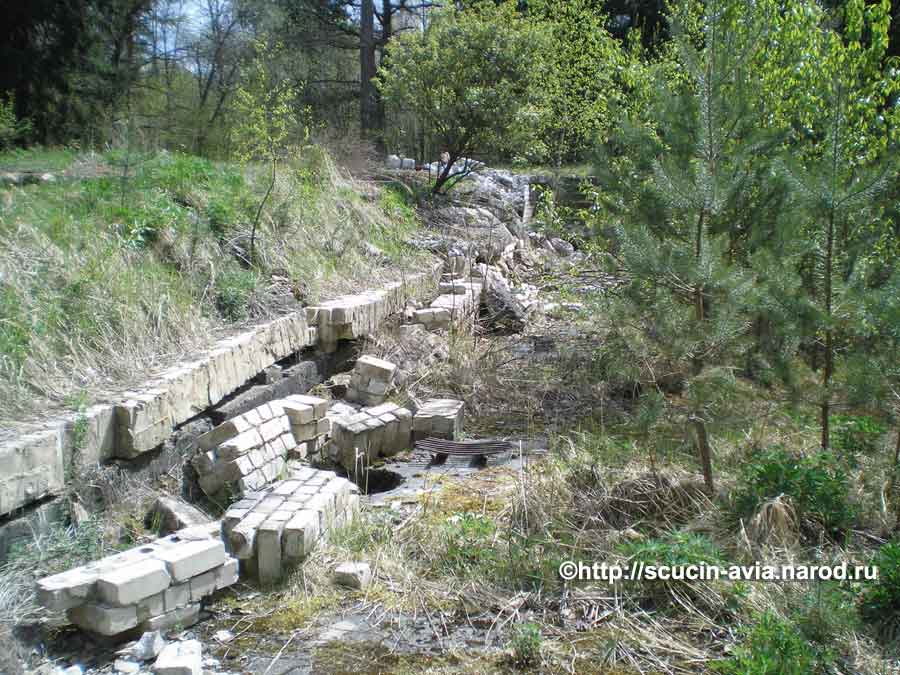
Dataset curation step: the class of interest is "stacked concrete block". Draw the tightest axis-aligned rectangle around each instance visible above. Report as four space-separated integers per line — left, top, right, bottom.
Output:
280 394 331 459
413 398 465 441
36 525 237 638
222 470 359 584
331 402 413 472
346 355 397 406
412 272 482 331
191 402 296 499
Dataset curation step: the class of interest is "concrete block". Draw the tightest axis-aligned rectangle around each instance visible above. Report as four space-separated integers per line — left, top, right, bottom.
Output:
155 538 226 582
68 603 139 636
215 558 239 590
196 416 253 451
188 570 216 602
164 583 190 611
140 603 200 633
256 519 284 585
282 510 320 560
136 592 165 621
285 395 328 418
96 559 171 606
281 401 314 425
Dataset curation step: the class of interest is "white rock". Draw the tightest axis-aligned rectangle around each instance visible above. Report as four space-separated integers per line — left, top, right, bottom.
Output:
333 562 372 590
153 640 202 675
386 154 402 169
123 630 166 661
114 659 141 674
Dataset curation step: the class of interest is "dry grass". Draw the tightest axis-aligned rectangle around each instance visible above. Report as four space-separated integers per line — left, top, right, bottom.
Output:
0 146 432 423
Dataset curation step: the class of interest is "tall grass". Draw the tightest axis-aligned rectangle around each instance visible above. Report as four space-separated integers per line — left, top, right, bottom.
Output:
0 147 430 420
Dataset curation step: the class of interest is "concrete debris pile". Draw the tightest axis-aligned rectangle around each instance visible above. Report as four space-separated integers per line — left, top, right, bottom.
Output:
191 395 330 499
330 402 413 472
222 469 359 584
307 278 434 353
413 399 464 441
346 355 397 406
36 524 236 637
411 261 484 331
281 394 331 459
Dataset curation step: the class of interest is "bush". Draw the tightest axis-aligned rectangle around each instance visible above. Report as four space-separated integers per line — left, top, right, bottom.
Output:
508 622 542 666
214 267 258 321
0 93 31 149
858 541 900 639
732 448 855 538
715 612 818 675
830 414 887 466
618 531 731 611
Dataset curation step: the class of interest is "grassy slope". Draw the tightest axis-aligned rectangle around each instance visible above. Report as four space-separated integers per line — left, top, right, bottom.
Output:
0 146 430 421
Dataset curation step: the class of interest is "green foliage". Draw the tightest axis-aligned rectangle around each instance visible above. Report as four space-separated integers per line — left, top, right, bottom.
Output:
214 266 258 321
619 531 727 568
618 531 730 611
732 448 855 536
792 582 858 649
507 622 542 666
378 1 551 192
523 0 627 164
0 93 31 149
858 542 900 634
715 612 818 675
438 512 500 578
831 414 887 462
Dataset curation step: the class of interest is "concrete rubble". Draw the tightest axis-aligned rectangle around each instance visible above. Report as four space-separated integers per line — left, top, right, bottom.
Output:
191 395 330 499
412 262 484 331
153 639 202 675
333 562 372 590
346 355 397 406
330 402 413 472
222 470 359 585
35 524 237 637
413 399 465 441
1 265 440 523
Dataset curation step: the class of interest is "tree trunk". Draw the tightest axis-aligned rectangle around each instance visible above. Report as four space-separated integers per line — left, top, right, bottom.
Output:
360 0 378 142
693 419 715 493
820 209 835 451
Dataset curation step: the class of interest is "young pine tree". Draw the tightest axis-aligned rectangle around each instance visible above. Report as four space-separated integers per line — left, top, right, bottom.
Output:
595 0 783 492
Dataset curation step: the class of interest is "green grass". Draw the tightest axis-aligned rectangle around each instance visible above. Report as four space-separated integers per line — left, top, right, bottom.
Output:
0 147 429 419
0 146 77 172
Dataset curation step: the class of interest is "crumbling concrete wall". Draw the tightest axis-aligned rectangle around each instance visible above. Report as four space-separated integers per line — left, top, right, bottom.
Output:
0 264 440 532
36 523 236 636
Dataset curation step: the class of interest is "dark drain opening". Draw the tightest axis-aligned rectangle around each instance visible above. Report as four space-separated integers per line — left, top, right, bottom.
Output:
354 468 405 495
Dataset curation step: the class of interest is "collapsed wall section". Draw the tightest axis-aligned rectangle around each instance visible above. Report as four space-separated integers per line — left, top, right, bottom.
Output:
0 264 440 525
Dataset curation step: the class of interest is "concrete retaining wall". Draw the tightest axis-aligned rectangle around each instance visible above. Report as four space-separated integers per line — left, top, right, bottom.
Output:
0 263 441 524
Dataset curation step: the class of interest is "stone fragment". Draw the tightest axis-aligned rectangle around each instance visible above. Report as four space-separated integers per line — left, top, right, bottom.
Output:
153 639 202 675
127 631 167 661
333 562 372 590
149 497 211 536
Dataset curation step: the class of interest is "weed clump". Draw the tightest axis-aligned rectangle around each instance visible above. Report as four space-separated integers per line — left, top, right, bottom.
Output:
731 448 855 539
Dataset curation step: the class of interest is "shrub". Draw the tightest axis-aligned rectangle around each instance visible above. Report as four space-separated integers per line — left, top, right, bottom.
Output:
437 512 500 578
732 448 855 538
715 612 818 675
0 93 31 149
791 582 857 653
858 541 900 639
618 531 730 612
508 622 542 666
830 414 887 466
214 267 258 321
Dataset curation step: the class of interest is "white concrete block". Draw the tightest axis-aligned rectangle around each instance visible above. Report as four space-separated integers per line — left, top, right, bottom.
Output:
155 539 226 582
68 603 139 636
